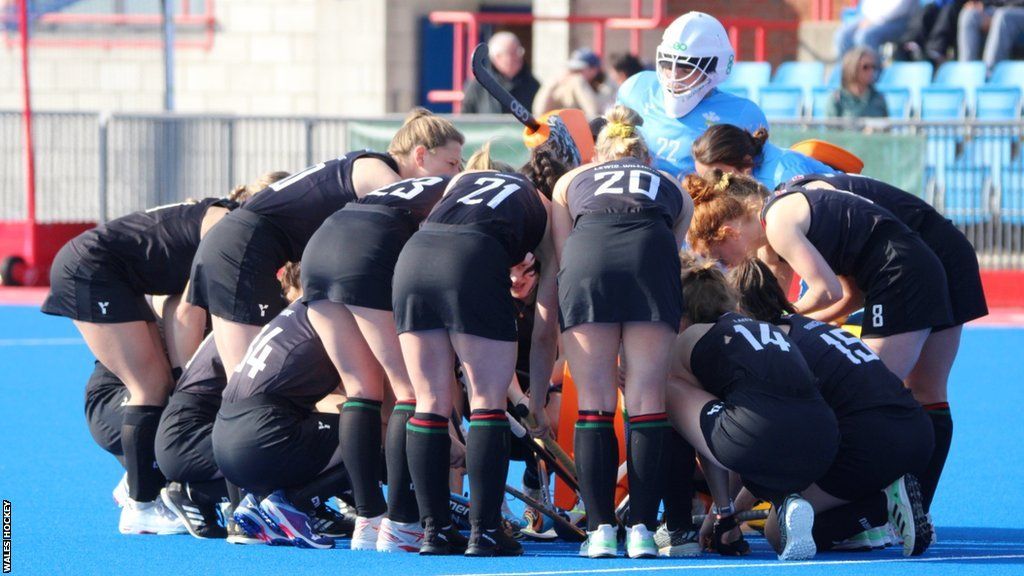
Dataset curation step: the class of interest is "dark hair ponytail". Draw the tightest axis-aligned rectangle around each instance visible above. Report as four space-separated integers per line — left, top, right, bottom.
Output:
692 123 768 172
520 141 568 199
729 257 795 322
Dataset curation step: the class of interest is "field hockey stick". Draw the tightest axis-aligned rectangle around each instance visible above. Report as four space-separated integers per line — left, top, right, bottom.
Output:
691 508 769 525
505 484 586 540
506 412 580 493
509 403 579 483
471 43 540 131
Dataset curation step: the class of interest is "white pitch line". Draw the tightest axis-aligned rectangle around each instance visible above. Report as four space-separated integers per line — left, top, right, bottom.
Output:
441 553 1024 576
0 337 84 346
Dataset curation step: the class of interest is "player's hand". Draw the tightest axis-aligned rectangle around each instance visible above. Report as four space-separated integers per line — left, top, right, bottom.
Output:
529 404 552 440
699 510 716 549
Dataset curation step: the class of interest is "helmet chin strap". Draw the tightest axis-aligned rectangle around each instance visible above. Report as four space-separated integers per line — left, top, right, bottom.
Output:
662 83 714 118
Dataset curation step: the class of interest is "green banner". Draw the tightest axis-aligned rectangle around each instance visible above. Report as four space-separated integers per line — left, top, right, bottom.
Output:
770 128 926 196
346 120 531 169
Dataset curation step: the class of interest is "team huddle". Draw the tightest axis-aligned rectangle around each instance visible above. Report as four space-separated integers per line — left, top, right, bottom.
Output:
41 10 985 563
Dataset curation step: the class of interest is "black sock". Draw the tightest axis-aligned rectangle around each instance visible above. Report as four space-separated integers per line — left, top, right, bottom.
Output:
341 398 386 518
467 410 510 531
407 412 451 527
285 463 351 515
522 454 542 490
386 400 418 523
226 480 242 509
662 429 696 532
575 410 618 530
921 402 953 512
627 412 670 530
122 405 166 502
185 478 229 506
812 491 888 550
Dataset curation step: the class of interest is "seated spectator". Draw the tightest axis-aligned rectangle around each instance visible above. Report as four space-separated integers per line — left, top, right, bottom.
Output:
827 47 889 118
897 0 965 65
958 1 1024 73
607 52 646 86
461 31 541 114
532 48 616 119
835 0 918 58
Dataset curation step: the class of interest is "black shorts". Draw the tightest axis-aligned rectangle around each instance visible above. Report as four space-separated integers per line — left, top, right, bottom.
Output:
558 212 682 332
155 391 222 483
212 394 339 494
302 204 414 311
42 238 156 323
393 223 517 341
700 393 839 501
858 230 954 338
816 405 934 501
187 209 289 326
917 215 988 329
83 361 129 463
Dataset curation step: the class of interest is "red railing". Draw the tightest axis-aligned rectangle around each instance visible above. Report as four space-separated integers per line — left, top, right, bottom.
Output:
1 0 216 50
427 0 798 113
810 0 859 21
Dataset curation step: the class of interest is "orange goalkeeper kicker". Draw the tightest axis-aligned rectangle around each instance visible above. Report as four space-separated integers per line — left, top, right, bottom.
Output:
523 109 596 164
790 139 864 174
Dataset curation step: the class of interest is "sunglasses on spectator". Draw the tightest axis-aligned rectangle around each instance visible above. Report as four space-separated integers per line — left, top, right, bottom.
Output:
861 63 877 71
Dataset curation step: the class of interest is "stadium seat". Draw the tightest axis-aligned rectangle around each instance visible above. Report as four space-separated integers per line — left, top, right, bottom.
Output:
758 86 804 120
877 61 934 115
942 160 990 225
720 61 771 101
827 64 841 87
975 86 1022 119
772 61 826 107
989 60 1024 94
719 85 750 100
920 87 967 119
1001 163 1024 224
933 61 987 110
878 86 911 119
811 86 834 118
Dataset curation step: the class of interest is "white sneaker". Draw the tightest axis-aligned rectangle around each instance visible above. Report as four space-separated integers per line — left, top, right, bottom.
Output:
351 514 384 551
626 524 658 559
112 473 129 508
579 524 618 558
654 524 701 557
118 497 188 535
776 495 816 561
927 513 937 545
376 518 424 553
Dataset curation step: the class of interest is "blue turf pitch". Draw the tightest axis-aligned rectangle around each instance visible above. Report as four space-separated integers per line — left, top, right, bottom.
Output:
1 304 1022 575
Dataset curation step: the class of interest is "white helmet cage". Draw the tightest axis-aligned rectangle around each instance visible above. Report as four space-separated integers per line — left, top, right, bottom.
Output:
656 12 735 117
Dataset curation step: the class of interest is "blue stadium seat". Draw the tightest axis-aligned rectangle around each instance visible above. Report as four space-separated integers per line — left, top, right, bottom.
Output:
811 86 834 118
942 160 990 225
720 61 772 101
719 85 750 100
989 60 1024 94
758 86 804 120
920 87 966 119
772 61 825 107
878 61 934 115
878 86 911 119
933 61 987 109
1001 163 1024 224
827 64 842 87
975 86 1022 119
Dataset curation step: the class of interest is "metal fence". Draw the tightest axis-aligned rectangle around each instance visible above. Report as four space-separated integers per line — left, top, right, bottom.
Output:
1 112 1023 269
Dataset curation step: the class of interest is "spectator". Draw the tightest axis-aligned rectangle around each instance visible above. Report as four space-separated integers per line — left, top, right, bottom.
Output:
827 46 889 118
896 0 966 65
834 0 918 58
958 1 1024 73
461 31 540 114
607 53 646 86
532 48 616 119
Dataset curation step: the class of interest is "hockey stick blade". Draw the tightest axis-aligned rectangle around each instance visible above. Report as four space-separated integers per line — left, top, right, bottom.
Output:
505 484 585 541
471 43 540 130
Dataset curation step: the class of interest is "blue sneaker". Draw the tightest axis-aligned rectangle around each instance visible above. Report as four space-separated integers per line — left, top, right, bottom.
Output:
260 491 335 549
232 494 290 546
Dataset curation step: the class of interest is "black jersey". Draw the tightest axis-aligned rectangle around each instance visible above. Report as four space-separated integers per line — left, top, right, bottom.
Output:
356 176 451 225
566 160 683 226
240 151 398 261
780 315 922 417
426 171 547 264
784 173 941 232
690 312 818 401
222 301 339 410
762 186 911 286
174 334 226 398
73 197 231 295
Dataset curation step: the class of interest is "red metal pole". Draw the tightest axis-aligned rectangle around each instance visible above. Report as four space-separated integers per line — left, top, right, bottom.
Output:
593 22 605 56
452 22 465 113
17 0 37 268
630 0 641 56
754 26 766 61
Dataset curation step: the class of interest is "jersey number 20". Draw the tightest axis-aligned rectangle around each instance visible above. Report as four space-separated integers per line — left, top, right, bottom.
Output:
594 170 660 200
